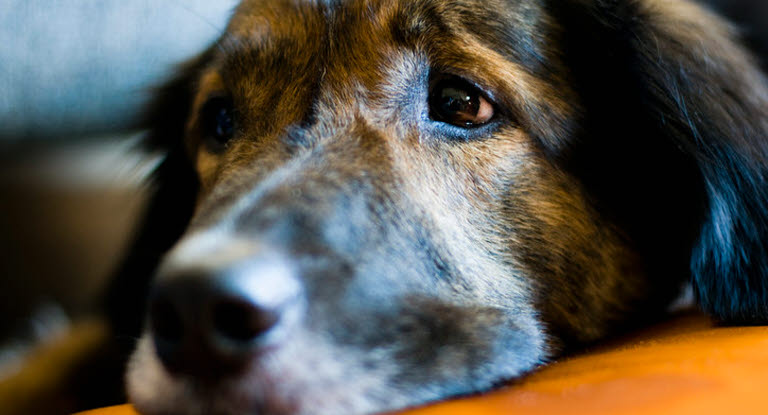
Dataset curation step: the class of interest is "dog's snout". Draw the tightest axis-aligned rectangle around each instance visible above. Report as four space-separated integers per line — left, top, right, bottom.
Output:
148 254 302 378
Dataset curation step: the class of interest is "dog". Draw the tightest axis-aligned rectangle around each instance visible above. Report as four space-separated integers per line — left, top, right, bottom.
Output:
107 0 768 414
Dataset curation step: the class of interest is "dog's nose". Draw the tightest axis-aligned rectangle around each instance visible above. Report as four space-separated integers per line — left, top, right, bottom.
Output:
148 255 302 378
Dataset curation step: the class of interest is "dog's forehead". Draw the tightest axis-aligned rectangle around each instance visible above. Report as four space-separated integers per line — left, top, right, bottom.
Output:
222 0 551 73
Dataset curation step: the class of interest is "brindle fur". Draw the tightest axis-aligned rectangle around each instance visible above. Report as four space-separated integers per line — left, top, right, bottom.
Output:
111 0 768 414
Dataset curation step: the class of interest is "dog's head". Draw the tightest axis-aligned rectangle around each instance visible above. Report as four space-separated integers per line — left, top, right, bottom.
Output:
117 0 768 414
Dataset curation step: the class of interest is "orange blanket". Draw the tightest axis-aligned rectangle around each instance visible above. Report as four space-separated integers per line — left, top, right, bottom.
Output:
76 313 768 415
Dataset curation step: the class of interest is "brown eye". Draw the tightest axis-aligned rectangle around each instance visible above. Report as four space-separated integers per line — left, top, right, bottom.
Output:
200 96 236 150
429 76 495 128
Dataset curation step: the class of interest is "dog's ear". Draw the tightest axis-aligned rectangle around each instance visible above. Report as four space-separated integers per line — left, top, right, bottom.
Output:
105 51 212 340
553 0 768 323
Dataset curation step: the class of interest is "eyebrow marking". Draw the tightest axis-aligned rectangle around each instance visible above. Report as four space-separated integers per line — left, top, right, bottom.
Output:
388 0 452 46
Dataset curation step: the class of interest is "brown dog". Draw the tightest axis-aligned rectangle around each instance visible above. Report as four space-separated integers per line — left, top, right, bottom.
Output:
111 0 768 414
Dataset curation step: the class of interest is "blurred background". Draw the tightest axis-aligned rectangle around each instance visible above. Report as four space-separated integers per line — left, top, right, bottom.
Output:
0 0 765 414
0 1 237 413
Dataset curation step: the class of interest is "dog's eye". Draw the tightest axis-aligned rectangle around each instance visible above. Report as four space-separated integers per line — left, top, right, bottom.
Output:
200 96 236 149
429 77 494 128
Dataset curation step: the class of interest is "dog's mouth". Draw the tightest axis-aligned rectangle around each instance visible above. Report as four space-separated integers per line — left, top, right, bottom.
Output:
128 292 532 415
128 328 391 415
125 234 544 415
129 313 542 415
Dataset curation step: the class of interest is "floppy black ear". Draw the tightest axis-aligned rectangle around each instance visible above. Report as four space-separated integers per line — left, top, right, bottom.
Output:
553 0 768 323
104 51 212 343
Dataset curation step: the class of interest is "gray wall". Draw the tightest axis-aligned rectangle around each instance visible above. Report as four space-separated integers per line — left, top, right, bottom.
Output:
0 0 238 139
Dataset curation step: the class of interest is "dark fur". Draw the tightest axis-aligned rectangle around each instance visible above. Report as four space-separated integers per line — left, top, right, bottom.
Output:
110 1 768 414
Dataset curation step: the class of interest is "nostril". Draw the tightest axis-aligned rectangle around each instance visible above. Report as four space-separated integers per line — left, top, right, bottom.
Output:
150 297 185 345
211 298 279 344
